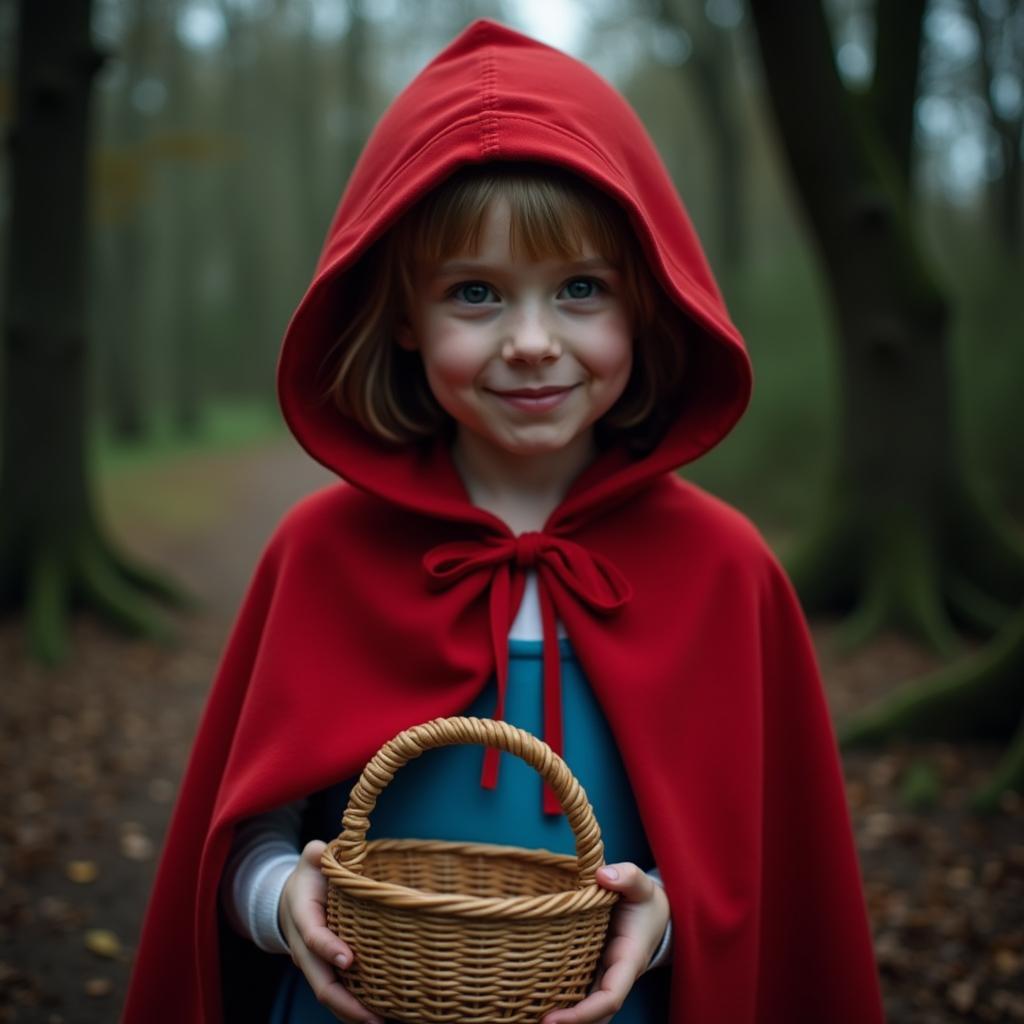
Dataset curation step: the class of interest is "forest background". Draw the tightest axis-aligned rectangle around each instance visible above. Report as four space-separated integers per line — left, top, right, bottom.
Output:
0 0 1022 1022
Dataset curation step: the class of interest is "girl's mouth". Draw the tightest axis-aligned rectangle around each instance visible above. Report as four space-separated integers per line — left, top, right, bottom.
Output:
487 385 579 412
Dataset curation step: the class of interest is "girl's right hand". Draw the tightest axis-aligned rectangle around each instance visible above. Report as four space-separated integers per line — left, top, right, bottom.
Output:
279 840 385 1024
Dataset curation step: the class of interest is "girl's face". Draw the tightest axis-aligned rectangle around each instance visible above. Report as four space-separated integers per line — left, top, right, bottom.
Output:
400 198 634 470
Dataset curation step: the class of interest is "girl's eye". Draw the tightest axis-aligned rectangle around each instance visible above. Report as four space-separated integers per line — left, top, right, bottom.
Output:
560 277 603 300
452 282 497 304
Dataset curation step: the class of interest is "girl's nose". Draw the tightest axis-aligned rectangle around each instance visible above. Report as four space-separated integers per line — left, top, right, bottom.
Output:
501 308 561 364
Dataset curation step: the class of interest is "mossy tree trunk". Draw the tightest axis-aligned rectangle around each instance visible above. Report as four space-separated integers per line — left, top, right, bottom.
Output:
748 0 1024 653
747 0 1024 803
163 0 204 437
654 0 745 280
0 0 188 662
218 0 293 400
98 0 151 441
967 0 1024 257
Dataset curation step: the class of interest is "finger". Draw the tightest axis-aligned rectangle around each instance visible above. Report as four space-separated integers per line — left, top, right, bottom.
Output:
541 958 636 1023
296 918 354 970
595 862 656 902
286 862 355 969
292 879 352 967
541 989 621 1024
294 947 383 1024
299 838 328 869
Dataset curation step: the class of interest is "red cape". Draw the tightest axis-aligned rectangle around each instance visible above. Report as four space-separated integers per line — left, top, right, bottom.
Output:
124 19 884 1024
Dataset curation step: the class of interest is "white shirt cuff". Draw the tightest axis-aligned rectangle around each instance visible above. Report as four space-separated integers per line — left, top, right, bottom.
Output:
645 866 673 970
221 801 305 954
247 852 299 954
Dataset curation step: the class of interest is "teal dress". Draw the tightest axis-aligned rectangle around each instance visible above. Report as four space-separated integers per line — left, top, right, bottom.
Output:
270 638 670 1022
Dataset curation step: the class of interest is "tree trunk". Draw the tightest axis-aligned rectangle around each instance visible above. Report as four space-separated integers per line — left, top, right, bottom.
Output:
967 0 1024 257
687 20 744 276
163 0 204 436
747 0 1024 807
218 0 287 401
748 0 1024 655
655 0 745 278
0 0 188 662
275 0 325 265
96 0 151 441
340 0 371 183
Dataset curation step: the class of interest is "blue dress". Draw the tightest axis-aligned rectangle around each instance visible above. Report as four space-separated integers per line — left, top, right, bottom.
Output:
271 638 670 1022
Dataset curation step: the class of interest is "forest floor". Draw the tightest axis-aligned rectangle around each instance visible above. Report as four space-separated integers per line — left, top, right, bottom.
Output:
0 438 1021 1024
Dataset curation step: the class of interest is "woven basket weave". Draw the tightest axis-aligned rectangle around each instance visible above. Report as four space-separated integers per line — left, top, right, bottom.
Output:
320 715 618 1024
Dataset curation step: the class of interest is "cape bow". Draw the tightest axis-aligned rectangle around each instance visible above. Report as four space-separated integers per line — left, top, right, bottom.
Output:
423 531 633 814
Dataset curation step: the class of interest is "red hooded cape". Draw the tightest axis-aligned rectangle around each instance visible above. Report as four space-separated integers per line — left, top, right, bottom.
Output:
123 19 884 1024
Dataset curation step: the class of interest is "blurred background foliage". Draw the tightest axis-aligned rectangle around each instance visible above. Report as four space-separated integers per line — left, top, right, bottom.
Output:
0 0 1019 534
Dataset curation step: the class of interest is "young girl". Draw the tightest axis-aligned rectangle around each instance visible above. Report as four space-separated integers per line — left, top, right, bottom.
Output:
124 20 885 1024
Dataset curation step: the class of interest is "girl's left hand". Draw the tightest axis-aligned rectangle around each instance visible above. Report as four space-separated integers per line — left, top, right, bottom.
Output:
540 862 670 1024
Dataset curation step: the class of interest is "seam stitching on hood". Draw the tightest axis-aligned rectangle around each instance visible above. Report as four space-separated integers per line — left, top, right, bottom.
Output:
480 48 500 156
355 115 492 219
353 114 627 240
493 113 624 183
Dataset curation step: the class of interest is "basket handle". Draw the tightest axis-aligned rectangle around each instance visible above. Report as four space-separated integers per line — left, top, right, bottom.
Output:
334 716 609 887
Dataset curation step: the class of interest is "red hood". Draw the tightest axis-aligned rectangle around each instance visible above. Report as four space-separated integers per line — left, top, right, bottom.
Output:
277 18 751 530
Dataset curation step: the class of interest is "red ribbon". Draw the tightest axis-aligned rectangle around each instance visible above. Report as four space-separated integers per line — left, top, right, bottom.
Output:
423 531 633 814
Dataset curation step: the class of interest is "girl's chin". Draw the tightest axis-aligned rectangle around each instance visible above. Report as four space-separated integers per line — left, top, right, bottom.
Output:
455 421 599 463
484 430 594 460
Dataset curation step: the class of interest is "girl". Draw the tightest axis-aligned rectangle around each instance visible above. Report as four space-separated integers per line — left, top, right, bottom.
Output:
124 20 885 1024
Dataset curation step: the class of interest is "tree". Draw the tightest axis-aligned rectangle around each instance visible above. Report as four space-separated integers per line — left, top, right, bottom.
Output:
0 0 187 662
162 0 205 435
746 0 1024 806
967 0 1024 256
94 0 153 441
652 0 746 277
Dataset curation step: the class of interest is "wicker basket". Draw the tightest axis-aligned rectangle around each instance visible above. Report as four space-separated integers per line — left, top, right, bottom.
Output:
320 715 618 1024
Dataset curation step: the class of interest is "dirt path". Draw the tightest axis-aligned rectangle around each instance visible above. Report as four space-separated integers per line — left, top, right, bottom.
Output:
0 440 331 1024
0 441 1021 1023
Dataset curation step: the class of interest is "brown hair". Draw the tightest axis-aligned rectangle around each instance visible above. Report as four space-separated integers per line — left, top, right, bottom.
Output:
324 163 688 453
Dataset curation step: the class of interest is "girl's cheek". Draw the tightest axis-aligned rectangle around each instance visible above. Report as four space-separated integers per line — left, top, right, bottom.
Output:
424 346 488 392
581 322 633 369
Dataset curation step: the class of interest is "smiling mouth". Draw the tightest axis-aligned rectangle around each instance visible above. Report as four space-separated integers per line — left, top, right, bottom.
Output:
489 385 578 398
486 384 580 413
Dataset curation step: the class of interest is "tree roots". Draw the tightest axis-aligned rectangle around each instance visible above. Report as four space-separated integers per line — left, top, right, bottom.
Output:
16 524 195 664
791 481 1024 810
788 483 1024 654
840 607 1024 810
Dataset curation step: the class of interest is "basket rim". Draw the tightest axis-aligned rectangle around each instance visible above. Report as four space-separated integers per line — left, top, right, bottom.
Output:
321 836 619 920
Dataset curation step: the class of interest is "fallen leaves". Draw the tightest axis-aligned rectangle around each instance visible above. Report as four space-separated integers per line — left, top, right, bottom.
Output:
119 824 154 862
83 930 122 959
948 976 979 1014
0 615 217 1023
66 860 98 884
824 624 1024 1024
83 976 112 998
0 443 328 1022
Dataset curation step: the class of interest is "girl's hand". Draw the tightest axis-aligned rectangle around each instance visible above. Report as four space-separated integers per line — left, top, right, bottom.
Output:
540 862 670 1024
278 840 385 1024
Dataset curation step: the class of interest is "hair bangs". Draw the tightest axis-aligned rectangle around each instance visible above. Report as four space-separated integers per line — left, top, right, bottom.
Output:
402 167 624 268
